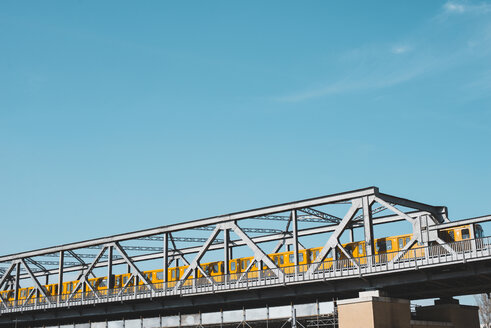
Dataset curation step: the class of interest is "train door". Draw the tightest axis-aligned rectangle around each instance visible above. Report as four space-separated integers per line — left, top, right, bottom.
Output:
217 262 224 283
241 258 252 279
376 239 390 263
385 239 395 262
460 227 471 251
169 268 178 287
298 251 305 272
398 237 405 251
230 260 237 281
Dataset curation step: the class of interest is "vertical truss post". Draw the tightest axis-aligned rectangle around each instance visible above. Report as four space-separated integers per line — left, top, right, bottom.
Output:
193 267 197 291
14 262 20 304
349 228 354 243
163 233 169 288
362 196 374 264
58 251 64 303
107 245 113 292
292 210 299 275
468 223 477 254
224 229 230 284
81 275 85 301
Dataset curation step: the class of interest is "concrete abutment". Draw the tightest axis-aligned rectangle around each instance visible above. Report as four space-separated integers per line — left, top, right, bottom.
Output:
337 291 479 328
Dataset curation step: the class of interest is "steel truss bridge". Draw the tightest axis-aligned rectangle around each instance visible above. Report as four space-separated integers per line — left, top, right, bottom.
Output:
1 187 491 327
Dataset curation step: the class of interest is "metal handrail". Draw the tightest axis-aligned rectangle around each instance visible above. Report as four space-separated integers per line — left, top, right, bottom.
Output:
1 237 489 314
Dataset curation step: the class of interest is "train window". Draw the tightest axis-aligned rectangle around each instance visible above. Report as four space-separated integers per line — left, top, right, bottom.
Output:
21 289 27 298
398 238 404 249
405 237 410 245
123 275 129 284
171 270 176 279
115 276 121 286
278 256 283 265
220 263 224 273
386 240 392 251
462 229 470 240
358 245 364 255
231 262 236 271
449 231 455 241
213 264 218 273
156 271 163 280
289 253 304 263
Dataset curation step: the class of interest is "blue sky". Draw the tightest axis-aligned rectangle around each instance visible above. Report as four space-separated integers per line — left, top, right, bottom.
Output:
1 0 491 273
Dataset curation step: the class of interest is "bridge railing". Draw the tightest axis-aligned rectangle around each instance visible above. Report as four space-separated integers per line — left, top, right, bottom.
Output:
1 237 490 313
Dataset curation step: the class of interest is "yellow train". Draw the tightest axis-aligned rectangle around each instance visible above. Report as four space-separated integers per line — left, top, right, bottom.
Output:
0 224 481 304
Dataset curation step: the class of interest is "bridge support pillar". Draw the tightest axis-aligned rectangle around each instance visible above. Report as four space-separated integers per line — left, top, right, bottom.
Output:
337 290 410 328
414 297 479 328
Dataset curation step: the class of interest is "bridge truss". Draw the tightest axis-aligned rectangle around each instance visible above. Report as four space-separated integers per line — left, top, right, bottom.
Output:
0 187 490 321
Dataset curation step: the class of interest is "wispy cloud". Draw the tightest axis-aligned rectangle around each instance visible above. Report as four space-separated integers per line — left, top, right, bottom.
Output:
391 45 412 54
442 1 491 15
273 1 491 103
443 2 466 13
273 57 432 103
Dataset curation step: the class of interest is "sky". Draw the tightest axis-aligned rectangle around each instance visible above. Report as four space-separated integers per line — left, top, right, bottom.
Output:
1 0 491 304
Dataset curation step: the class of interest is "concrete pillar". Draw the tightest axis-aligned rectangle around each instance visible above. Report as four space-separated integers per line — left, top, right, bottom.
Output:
338 290 410 328
414 298 479 328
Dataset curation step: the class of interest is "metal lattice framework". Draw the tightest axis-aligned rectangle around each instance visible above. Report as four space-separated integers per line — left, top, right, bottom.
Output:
0 186 490 315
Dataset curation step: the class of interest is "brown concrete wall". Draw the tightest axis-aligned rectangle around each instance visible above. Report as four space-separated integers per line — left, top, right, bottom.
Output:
338 297 410 328
372 299 410 328
338 300 375 328
415 304 479 328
